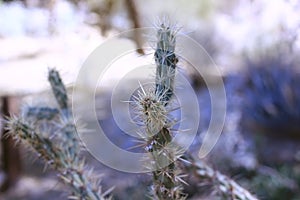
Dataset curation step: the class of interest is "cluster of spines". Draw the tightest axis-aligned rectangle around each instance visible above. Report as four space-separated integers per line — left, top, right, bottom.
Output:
6 68 111 200
131 88 167 138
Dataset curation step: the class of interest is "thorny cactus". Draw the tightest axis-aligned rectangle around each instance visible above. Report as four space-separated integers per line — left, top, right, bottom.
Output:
129 21 259 200
6 69 112 200
241 55 300 138
130 22 187 200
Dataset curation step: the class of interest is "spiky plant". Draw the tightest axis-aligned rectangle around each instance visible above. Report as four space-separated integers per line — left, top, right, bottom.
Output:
6 69 112 200
130 22 187 200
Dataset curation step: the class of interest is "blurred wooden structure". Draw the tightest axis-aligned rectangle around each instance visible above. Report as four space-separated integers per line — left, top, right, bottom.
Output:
0 96 22 192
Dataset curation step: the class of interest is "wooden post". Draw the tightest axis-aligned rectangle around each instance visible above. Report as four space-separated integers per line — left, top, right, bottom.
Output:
0 96 22 192
125 0 144 55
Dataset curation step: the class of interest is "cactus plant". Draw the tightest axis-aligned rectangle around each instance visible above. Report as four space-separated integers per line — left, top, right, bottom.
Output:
130 22 187 200
180 154 258 200
6 68 112 200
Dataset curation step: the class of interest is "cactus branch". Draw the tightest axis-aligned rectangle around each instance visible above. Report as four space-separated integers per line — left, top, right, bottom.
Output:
180 155 258 200
6 68 111 200
132 22 186 199
154 23 178 104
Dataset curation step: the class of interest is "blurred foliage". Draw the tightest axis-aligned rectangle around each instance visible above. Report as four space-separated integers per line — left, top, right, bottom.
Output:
235 46 300 199
241 54 300 137
250 164 300 200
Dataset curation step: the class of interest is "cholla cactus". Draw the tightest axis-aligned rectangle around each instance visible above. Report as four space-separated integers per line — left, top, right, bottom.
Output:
6 69 112 200
131 22 187 200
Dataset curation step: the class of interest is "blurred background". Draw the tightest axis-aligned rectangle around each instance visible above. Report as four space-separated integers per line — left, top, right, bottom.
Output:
0 0 300 199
